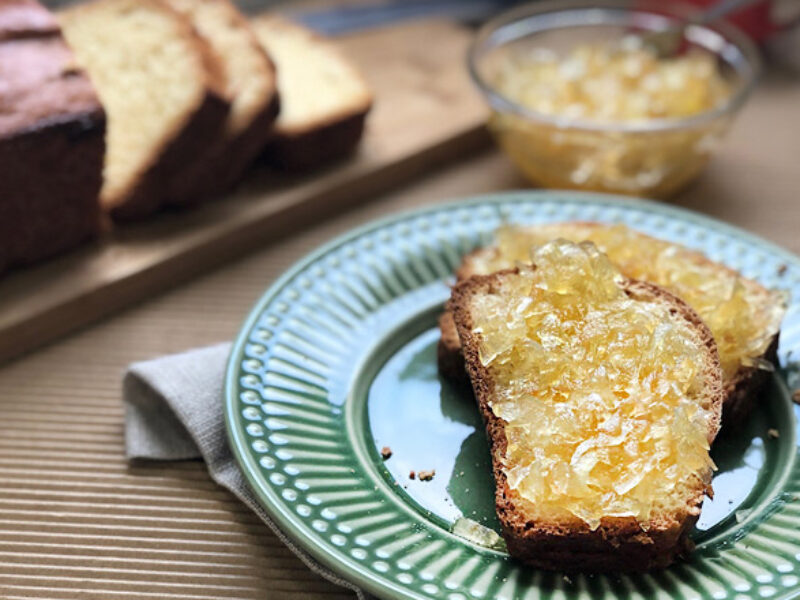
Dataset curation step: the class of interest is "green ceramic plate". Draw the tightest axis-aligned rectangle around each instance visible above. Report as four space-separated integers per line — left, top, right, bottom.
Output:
225 191 800 600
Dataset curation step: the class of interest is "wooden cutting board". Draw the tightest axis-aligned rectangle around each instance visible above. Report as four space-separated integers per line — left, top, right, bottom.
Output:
0 19 489 365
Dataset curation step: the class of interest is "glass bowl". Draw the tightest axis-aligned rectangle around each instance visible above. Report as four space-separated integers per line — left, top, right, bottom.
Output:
468 0 760 198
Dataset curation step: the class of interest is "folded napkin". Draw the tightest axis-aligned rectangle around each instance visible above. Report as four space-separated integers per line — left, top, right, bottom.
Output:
123 343 371 600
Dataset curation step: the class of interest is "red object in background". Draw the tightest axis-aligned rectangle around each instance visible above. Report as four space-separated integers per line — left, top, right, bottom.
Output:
683 0 800 42
683 0 776 41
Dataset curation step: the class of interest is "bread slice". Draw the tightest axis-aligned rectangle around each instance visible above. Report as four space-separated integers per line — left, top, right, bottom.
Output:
163 0 279 203
58 0 230 220
250 14 373 170
0 0 104 272
439 223 786 428
449 240 724 571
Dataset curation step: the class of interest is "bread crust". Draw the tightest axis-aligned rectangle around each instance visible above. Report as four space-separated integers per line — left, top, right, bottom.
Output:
720 333 780 432
0 0 59 41
59 0 231 221
449 270 723 571
111 85 229 220
251 14 372 171
164 0 280 205
437 311 471 386
0 112 105 272
211 89 279 191
107 0 230 220
262 108 368 171
439 223 783 428
0 1 104 272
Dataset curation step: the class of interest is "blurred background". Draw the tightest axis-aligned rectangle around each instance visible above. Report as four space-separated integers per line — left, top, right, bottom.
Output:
40 0 800 43
2 1 800 598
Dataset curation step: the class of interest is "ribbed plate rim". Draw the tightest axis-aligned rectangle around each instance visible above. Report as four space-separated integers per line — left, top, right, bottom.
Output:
225 190 800 600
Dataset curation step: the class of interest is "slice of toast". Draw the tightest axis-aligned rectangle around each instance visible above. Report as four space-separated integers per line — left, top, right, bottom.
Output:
163 0 279 203
440 223 786 429
250 14 373 170
59 0 230 220
449 240 724 571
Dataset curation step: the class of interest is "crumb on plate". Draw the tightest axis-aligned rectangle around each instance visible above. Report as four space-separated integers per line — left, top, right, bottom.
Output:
418 469 435 482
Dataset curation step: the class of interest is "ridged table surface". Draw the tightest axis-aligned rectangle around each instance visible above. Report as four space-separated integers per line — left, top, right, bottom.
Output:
1 65 799 599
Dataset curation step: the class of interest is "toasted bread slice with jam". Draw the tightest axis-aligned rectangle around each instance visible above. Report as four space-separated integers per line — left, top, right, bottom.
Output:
449 240 724 571
59 0 229 220
250 14 372 170
440 223 786 428
163 0 279 203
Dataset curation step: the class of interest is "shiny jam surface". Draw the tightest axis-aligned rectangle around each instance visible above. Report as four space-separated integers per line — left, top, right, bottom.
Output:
472 241 715 529
494 39 731 124
469 224 787 385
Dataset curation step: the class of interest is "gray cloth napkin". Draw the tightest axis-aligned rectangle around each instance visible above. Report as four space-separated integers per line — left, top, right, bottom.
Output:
123 343 372 600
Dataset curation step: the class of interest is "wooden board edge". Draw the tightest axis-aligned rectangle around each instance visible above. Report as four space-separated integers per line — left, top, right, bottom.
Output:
0 126 490 365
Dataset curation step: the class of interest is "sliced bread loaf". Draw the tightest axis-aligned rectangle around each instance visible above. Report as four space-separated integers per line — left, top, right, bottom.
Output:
163 0 279 203
449 240 724 571
440 223 786 428
250 14 373 170
0 0 105 272
58 0 229 220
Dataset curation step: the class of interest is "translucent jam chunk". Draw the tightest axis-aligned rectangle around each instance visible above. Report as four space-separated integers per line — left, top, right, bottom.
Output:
468 224 787 385
494 38 732 124
471 240 716 529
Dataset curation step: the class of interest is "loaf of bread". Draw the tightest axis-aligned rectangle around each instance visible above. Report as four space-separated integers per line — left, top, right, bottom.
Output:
0 0 105 272
250 14 373 170
449 240 724 571
440 223 786 428
163 0 279 203
58 0 230 220
0 0 59 38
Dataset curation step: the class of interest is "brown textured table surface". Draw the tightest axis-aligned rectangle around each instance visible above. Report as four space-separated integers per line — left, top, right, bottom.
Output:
1 57 799 600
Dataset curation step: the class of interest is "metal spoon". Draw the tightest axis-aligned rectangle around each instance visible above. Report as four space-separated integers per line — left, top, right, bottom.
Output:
642 0 761 58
